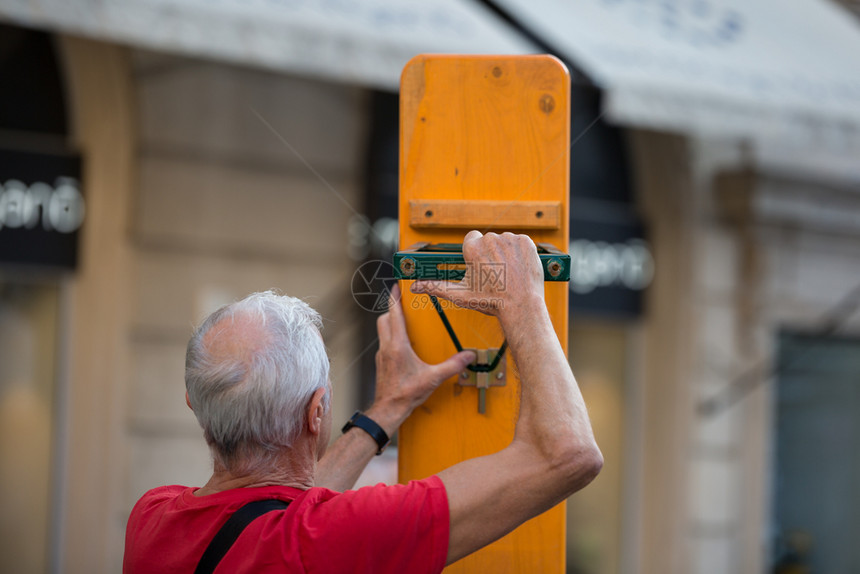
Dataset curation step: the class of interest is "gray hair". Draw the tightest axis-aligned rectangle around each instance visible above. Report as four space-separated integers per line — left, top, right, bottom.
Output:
185 291 330 472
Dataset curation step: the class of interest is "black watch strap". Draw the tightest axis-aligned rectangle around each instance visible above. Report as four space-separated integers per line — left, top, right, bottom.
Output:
342 411 390 455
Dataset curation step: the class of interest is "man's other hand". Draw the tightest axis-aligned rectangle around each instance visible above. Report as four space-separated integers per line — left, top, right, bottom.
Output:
372 284 474 426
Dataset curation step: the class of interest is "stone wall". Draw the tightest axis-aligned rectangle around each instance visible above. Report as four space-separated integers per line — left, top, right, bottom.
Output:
682 138 860 574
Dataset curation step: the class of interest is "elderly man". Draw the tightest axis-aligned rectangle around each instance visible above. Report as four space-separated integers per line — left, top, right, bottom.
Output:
123 231 602 573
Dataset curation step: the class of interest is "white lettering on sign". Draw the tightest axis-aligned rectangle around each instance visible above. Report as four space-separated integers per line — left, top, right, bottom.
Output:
569 239 655 294
0 177 85 233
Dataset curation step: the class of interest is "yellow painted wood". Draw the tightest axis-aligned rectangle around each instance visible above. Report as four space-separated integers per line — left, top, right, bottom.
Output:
398 55 570 573
409 199 561 229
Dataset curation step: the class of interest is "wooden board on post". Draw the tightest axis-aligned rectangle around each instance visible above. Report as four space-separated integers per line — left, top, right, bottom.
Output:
398 55 571 573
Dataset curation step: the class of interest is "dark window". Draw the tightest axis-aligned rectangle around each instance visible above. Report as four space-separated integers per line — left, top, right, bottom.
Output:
0 24 68 135
772 332 860 573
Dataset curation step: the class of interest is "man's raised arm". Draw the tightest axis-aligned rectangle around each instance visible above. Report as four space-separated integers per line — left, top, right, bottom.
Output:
411 230 603 565
315 284 474 492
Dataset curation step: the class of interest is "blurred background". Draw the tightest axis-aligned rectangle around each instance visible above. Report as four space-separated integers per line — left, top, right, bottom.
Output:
1 1 859 572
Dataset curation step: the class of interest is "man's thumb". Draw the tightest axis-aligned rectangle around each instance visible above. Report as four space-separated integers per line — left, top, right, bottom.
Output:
410 280 450 299
432 350 476 381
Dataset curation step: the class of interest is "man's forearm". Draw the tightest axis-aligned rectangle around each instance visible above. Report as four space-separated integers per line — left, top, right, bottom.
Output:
315 427 379 491
501 294 600 485
314 403 406 491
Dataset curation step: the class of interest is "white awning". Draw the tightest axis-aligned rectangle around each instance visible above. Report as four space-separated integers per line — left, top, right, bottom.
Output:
493 0 860 151
3 0 860 150
0 0 529 87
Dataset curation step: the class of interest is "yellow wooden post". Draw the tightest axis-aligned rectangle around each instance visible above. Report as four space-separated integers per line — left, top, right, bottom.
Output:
398 55 570 573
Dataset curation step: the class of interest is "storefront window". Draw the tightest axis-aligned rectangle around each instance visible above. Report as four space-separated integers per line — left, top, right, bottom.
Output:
0 280 60 573
772 332 860 573
566 321 629 574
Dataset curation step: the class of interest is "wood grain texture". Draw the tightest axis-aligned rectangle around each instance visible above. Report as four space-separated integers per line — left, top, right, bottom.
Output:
398 55 570 573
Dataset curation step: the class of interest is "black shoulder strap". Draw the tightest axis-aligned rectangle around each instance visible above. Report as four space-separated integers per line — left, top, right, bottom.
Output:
194 499 289 574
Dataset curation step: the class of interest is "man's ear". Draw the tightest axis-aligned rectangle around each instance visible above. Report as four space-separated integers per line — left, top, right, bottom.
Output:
306 387 328 436
185 392 193 411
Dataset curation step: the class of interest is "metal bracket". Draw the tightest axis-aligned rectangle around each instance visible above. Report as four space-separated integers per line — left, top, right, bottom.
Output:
394 242 570 282
457 348 507 414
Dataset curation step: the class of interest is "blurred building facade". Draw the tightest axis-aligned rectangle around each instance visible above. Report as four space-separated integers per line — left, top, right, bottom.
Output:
1 2 859 573
0 28 369 572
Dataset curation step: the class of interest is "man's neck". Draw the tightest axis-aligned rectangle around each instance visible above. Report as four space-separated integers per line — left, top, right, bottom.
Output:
194 450 316 496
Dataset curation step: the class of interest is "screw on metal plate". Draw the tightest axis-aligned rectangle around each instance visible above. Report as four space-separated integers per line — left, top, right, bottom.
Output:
399 256 416 277
546 257 562 278
457 348 506 414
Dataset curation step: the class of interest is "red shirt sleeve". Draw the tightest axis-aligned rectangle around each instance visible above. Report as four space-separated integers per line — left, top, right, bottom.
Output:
294 476 449 574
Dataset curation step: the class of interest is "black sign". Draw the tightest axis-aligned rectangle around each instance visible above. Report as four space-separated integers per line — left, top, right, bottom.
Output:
0 148 83 270
569 200 652 318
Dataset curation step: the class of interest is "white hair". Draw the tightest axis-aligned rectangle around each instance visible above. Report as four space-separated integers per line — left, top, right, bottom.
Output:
185 291 330 472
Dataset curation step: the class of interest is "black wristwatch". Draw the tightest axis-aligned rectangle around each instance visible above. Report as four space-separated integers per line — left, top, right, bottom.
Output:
342 411 390 455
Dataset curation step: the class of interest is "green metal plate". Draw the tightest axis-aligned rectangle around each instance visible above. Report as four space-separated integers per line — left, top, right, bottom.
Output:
393 242 570 282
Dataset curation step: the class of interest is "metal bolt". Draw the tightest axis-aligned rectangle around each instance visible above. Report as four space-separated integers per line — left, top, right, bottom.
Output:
496 371 504 379
400 257 416 276
492 66 502 78
547 258 562 278
461 371 469 379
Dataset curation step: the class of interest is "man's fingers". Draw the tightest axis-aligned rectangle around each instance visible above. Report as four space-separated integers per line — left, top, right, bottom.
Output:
411 231 485 300
463 229 483 244
387 283 401 308
376 310 391 347
411 280 458 300
462 230 483 262
430 350 477 382
386 283 408 338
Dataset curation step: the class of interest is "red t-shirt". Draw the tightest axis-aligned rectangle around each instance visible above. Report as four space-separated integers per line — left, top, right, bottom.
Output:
123 476 449 573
